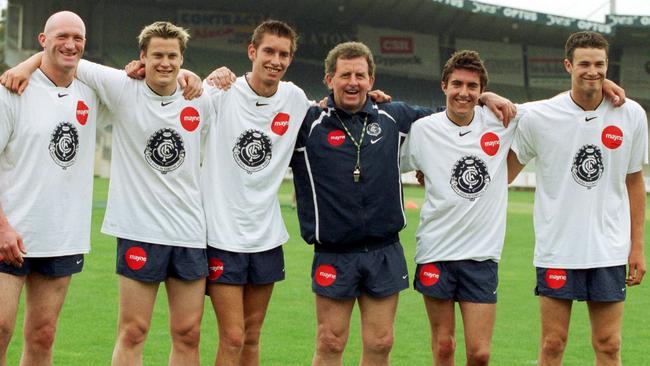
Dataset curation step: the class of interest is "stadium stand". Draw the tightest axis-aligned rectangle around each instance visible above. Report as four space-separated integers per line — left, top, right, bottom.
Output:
2 0 649 187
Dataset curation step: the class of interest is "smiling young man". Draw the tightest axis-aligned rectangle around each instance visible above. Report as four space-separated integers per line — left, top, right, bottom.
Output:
0 11 99 366
508 31 647 365
400 50 518 365
199 20 312 366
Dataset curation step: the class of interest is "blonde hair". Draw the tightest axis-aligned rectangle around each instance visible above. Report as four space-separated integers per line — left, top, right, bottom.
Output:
138 21 190 53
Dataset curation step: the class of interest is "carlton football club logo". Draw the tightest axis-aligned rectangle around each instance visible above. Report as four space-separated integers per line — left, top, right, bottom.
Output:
367 122 382 137
571 144 604 188
49 122 79 169
450 155 491 200
144 128 186 174
233 129 272 173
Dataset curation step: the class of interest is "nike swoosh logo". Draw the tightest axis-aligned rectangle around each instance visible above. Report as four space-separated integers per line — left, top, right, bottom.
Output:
58 93 68 98
585 116 597 121
459 131 471 137
76 259 83 264
161 101 173 107
402 275 408 279
256 102 268 107
371 137 383 144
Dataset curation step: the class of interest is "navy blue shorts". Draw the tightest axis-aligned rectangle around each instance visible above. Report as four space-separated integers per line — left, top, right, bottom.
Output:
116 238 208 282
206 246 285 285
0 254 84 277
312 242 409 300
535 266 626 302
414 260 498 303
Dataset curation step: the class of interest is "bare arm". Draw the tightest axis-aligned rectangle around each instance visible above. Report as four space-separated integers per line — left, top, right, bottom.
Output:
625 171 646 286
0 52 43 95
603 79 626 107
507 149 525 184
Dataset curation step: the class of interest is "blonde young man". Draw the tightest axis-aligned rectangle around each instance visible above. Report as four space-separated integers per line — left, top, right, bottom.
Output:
508 31 647 365
0 11 99 366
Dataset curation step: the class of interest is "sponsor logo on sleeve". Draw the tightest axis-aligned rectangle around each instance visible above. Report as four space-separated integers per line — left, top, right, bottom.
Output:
125 246 147 270
208 258 224 281
315 264 337 287
76 101 89 125
545 268 567 289
601 125 623 149
180 107 200 132
480 132 500 156
419 263 441 286
271 113 290 136
327 130 346 146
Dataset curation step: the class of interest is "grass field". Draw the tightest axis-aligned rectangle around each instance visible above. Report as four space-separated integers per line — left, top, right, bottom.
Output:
5 178 650 365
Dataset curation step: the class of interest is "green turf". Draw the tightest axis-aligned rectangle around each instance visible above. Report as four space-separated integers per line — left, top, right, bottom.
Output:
5 179 650 365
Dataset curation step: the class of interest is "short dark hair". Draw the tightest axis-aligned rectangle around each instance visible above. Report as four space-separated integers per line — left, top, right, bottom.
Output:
565 31 609 62
441 50 488 91
251 19 298 55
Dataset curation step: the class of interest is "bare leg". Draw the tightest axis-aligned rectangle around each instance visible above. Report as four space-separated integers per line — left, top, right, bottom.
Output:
423 296 456 366
0 273 25 366
20 273 71 366
538 296 572 366
588 301 623 366
459 302 495 366
312 294 355 366
358 293 399 366
111 276 159 366
166 277 205 366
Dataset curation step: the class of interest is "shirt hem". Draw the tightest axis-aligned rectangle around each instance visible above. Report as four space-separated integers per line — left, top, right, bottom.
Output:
101 229 206 249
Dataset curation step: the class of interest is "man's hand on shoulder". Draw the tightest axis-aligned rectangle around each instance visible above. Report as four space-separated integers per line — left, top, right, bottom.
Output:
178 69 203 100
368 89 392 103
603 79 626 107
479 92 517 127
205 67 236 91
124 60 145 80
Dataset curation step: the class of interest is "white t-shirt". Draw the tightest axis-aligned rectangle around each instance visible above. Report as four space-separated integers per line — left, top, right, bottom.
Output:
401 106 517 263
76 60 215 248
512 93 648 268
0 69 99 257
202 76 311 252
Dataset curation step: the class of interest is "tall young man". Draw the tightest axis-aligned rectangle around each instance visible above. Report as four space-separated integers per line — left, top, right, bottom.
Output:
200 20 312 366
0 11 99 366
508 31 647 365
400 50 518 365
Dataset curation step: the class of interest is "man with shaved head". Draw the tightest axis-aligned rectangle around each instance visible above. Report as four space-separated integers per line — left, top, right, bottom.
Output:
0 11 99 366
